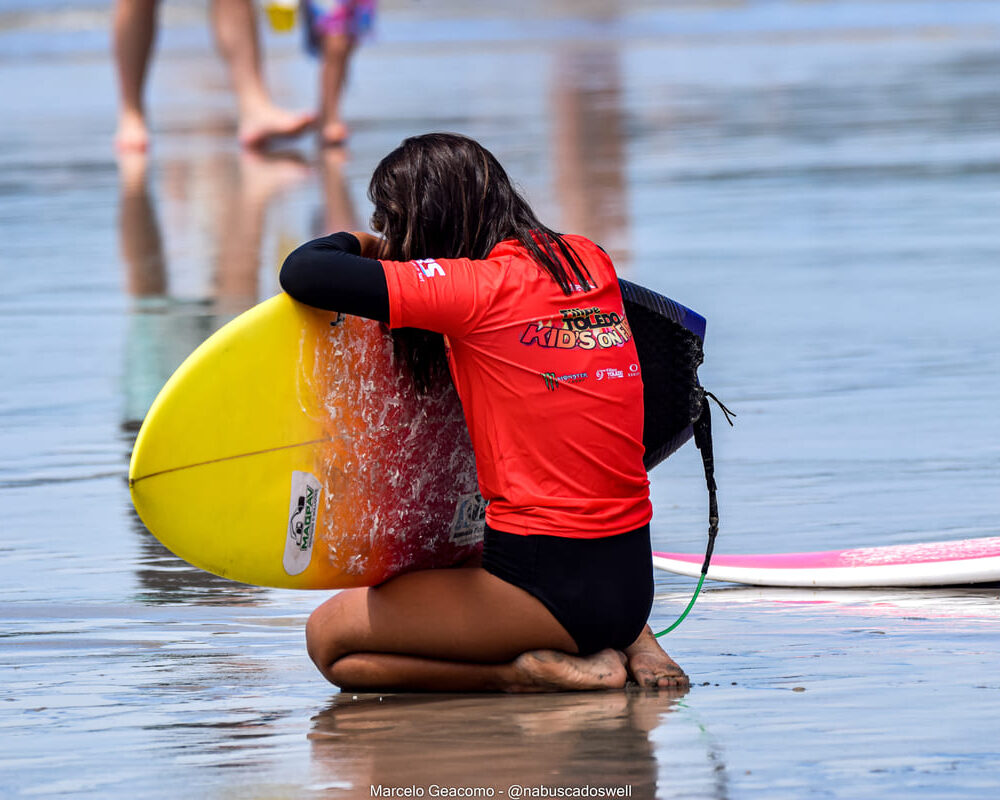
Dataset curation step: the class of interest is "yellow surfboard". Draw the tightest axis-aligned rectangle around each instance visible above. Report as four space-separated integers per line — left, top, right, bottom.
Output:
128 293 484 589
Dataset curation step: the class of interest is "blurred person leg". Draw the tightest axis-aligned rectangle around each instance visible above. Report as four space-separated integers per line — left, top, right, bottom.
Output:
113 0 159 152
304 0 375 146
318 30 355 145
210 0 317 148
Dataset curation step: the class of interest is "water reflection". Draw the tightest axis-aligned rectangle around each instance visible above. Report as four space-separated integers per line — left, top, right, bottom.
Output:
699 585 1000 623
552 43 629 268
309 689 691 797
318 147 361 235
117 149 310 426
118 153 216 430
117 148 314 603
127 503 265 605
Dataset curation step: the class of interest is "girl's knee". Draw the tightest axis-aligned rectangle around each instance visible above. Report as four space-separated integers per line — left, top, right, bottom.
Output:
305 590 367 671
305 608 358 688
323 655 364 690
305 598 347 670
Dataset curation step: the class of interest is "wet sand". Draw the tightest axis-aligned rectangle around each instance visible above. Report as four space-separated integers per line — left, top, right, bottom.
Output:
3 1 1000 798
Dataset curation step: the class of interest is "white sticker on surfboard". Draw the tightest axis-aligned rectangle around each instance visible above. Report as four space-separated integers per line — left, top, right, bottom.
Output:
284 471 321 575
450 492 486 546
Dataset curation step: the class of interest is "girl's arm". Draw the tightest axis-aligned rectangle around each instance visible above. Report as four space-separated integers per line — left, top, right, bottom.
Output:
279 232 389 322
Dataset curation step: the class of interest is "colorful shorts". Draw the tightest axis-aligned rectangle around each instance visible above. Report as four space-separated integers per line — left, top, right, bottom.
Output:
302 0 376 55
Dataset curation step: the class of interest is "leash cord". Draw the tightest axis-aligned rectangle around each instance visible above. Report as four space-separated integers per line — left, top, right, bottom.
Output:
654 573 706 637
654 392 731 637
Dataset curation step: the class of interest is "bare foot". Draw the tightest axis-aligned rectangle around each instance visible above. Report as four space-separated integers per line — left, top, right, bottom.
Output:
239 105 317 149
320 120 350 147
624 626 690 689
115 111 150 153
510 648 627 693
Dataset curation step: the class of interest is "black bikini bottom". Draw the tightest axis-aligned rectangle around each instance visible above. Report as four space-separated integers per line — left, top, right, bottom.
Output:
482 523 653 655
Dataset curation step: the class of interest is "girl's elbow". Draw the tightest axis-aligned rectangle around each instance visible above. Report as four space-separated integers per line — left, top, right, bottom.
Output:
278 252 306 299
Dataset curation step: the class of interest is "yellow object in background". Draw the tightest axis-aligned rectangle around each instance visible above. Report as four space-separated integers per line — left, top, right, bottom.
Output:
264 0 297 32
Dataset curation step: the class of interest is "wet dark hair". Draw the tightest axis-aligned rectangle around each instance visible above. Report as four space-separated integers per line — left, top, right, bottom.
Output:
368 132 594 389
370 133 593 290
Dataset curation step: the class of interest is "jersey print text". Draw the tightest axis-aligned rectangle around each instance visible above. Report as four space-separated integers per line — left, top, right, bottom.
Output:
409 258 446 281
520 307 633 350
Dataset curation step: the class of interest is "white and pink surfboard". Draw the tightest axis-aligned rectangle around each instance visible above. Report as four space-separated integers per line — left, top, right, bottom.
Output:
653 537 1000 587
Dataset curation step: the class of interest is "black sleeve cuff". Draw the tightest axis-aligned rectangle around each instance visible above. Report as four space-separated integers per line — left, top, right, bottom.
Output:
279 232 389 322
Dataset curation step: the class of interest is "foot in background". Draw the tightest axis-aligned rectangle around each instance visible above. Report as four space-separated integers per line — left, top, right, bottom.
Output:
115 110 152 153
320 120 350 147
306 1 375 147
239 104 317 149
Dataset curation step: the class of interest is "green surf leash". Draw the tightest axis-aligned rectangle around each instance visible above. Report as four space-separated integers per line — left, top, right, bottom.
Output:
654 392 731 637
655 573 706 637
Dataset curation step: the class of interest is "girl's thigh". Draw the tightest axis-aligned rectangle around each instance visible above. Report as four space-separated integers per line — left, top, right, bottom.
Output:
306 567 578 666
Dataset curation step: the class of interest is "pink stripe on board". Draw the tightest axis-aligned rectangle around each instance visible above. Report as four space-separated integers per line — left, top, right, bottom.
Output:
654 536 1000 570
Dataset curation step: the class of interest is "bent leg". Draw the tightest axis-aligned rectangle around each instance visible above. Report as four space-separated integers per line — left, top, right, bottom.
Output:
329 649 627 693
306 567 627 692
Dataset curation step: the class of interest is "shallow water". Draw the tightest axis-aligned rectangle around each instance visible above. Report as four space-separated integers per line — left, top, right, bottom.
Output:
2 1 1000 798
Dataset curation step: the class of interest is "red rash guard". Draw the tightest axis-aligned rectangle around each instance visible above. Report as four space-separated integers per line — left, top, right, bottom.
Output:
381 235 651 538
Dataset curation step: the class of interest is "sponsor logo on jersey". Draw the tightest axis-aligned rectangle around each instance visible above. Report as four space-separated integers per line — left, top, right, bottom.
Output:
520 308 633 351
410 258 446 280
541 371 588 390
596 367 625 381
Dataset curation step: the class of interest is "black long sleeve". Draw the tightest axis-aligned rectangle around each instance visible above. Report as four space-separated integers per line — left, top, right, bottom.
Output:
279 232 390 323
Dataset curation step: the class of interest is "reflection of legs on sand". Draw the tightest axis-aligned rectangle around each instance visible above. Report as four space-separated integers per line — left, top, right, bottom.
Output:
116 152 215 425
112 0 316 151
213 150 310 314
308 690 684 796
319 147 359 232
117 152 166 296
552 45 629 266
